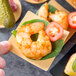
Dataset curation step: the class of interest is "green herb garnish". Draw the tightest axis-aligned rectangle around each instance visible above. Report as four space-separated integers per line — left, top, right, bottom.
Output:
11 30 17 37
72 59 76 72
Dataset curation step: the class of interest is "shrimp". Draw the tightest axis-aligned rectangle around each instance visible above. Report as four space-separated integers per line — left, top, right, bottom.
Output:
16 22 52 60
38 3 49 20
49 10 69 30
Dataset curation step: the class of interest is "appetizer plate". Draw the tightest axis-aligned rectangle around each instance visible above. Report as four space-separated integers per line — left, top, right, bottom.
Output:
0 0 22 28
25 0 47 4
9 0 76 71
9 11 69 71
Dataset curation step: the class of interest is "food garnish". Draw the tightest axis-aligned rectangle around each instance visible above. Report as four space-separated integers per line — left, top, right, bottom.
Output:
68 12 76 29
45 22 63 42
72 59 76 72
11 30 17 37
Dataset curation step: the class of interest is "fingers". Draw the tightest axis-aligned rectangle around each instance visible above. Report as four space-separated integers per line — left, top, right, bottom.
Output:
0 57 6 76
0 41 9 76
0 41 10 55
0 57 6 69
0 58 5 76
0 69 5 76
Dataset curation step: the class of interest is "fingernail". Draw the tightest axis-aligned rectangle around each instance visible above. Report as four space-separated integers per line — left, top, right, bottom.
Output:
0 69 5 76
0 57 6 68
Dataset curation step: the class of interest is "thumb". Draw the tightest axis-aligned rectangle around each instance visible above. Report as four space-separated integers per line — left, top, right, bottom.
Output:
0 41 10 55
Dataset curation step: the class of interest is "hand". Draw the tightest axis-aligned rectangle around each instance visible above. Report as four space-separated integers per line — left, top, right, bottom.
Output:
0 41 10 76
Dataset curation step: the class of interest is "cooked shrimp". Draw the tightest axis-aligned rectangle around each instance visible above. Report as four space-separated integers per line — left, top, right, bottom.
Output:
38 3 49 20
16 22 52 60
30 22 45 34
49 10 69 30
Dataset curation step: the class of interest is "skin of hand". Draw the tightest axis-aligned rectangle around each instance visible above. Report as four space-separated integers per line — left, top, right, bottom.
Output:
0 41 10 76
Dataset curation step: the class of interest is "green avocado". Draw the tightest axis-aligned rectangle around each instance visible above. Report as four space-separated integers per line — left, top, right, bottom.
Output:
0 0 15 28
72 59 76 72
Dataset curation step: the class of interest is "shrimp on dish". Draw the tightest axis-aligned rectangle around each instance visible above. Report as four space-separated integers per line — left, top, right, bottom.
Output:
49 10 69 30
16 22 52 60
38 3 49 20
